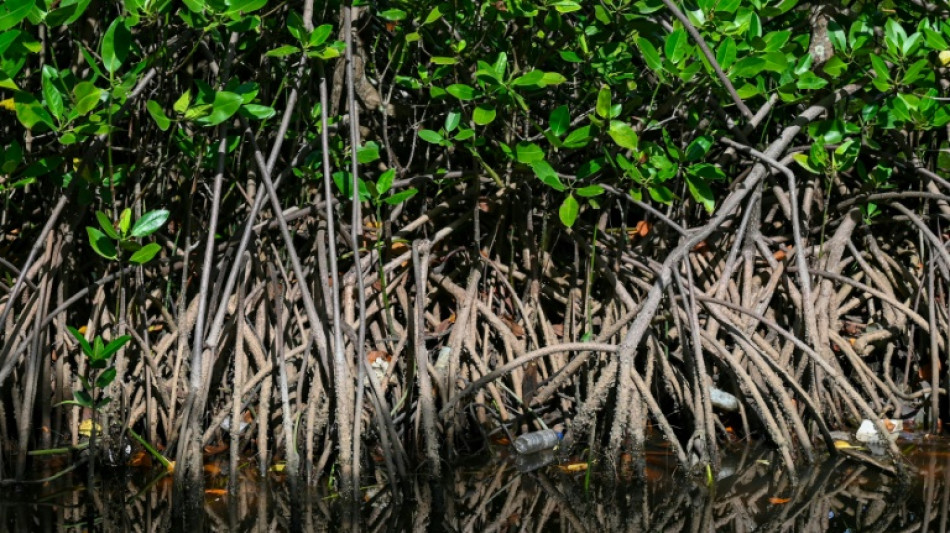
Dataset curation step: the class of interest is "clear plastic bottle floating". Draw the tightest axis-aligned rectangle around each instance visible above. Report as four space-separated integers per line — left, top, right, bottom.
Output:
513 429 561 454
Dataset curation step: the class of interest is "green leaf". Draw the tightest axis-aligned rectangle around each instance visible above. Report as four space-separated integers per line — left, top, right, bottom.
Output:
515 142 544 163
512 70 545 87
357 141 380 164
101 18 132 74
637 37 662 71
685 173 715 213
418 129 444 144
96 211 119 239
377 168 395 195
473 104 496 125
648 185 674 204
71 81 101 116
41 66 63 122
0 0 35 31
530 160 566 191
226 0 267 15
792 153 820 174
72 390 94 408
383 188 417 205
559 194 579 228
422 5 442 24
596 85 611 118
239 104 276 120
130 209 169 238
379 8 407 20
266 45 300 57
685 135 713 162
446 83 476 100
146 100 171 130
13 91 54 130
540 72 567 85
118 208 131 236
563 126 592 148
664 28 689 64
67 326 94 358
430 56 457 65
549 105 569 137
576 185 604 197
87 227 117 260
309 24 333 48
128 242 161 263
100 335 131 360
173 90 191 114
445 110 461 132
716 37 737 70
731 56 766 78
95 367 117 388
201 91 243 126
608 120 638 150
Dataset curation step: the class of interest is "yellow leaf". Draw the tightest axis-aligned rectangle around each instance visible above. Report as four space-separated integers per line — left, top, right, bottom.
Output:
0 98 14 111
79 419 101 437
269 462 286 472
940 50 950 67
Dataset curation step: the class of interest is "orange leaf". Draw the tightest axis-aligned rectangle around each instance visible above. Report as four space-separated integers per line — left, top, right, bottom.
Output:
692 241 709 253
205 488 227 496
773 249 786 261
636 220 652 238
769 497 791 504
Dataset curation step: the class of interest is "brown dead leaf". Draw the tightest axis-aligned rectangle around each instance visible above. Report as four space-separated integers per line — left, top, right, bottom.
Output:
552 323 564 337
636 220 652 237
503 316 525 337
367 350 391 363
773 249 786 261
692 240 709 253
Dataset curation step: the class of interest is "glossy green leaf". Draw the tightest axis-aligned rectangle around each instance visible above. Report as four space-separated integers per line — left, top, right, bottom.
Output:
201 91 243 126
87 226 117 259
266 45 300 57
67 326 94 358
309 24 333 48
418 129 444 144
608 120 638 150
72 82 102 116
118 208 131 236
685 173 715 213
101 18 131 74
96 210 119 239
0 0 35 31
515 142 544 163
559 194 579 228
377 168 395 195
72 390 94 408
576 185 604 197
13 92 54 130
665 28 688 64
549 105 570 137
146 100 171 130
446 84 476 100
596 85 611 118
530 160 566 191
357 141 380 164
129 242 162 264
384 188 417 205
563 126 592 148
95 367 117 388
239 104 276 120
131 209 169 237
41 66 63 122
637 37 662 71
685 135 713 162
473 104 496 125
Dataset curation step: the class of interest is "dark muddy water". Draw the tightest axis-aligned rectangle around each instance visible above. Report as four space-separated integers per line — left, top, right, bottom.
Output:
2 437 949 532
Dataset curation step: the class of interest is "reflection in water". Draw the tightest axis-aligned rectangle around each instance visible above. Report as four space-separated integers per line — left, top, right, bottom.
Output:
2 438 949 532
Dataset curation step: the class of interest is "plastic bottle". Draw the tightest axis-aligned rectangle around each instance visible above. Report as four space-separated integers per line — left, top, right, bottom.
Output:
513 429 560 454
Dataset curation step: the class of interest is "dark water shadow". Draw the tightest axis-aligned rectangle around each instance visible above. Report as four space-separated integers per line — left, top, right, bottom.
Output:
2 437 949 532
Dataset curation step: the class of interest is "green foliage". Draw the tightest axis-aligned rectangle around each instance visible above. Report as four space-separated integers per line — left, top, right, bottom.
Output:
61 326 130 410
86 208 168 264
1 0 948 235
